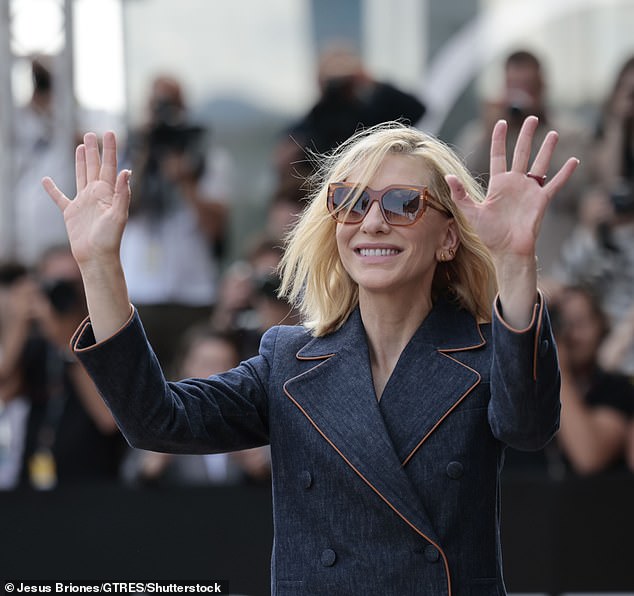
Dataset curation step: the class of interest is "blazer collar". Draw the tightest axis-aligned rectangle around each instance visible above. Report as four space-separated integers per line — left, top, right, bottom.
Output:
296 296 485 360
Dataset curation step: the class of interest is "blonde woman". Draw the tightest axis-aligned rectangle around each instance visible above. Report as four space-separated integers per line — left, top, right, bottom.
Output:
43 116 577 595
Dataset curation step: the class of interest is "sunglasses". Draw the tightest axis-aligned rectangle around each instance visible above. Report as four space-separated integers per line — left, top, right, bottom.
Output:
327 182 450 226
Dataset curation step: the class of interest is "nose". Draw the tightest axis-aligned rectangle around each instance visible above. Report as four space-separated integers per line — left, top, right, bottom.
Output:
360 201 389 233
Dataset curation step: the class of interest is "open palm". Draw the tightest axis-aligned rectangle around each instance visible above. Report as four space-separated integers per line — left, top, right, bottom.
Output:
42 132 130 267
446 116 579 260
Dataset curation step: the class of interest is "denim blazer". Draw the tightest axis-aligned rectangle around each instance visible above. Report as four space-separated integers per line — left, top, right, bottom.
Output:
72 294 560 596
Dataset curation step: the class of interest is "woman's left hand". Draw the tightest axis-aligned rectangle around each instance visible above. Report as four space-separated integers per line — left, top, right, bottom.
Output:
446 116 579 328
446 115 579 261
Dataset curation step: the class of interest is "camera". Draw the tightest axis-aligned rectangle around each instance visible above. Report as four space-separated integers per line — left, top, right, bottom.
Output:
253 272 281 301
41 278 82 314
507 103 526 120
144 95 209 180
147 121 207 178
130 110 209 218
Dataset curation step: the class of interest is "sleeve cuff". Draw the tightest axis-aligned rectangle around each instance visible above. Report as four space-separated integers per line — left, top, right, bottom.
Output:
493 290 544 334
493 290 546 382
70 304 136 354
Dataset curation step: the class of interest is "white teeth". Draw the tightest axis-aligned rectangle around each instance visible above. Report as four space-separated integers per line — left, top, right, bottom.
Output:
358 248 399 257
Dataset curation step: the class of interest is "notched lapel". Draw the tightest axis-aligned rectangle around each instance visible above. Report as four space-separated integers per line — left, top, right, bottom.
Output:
284 309 441 545
378 299 485 467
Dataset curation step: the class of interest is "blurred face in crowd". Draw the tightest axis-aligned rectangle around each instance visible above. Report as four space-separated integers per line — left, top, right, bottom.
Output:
612 65 634 119
504 61 544 115
558 290 606 370
181 337 238 378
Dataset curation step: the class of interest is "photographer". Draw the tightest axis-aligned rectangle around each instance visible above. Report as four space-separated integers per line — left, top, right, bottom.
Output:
275 43 425 199
13 56 73 265
593 56 634 196
553 57 634 378
121 76 233 369
0 248 125 488
0 263 37 489
286 44 425 156
455 50 590 275
550 286 633 474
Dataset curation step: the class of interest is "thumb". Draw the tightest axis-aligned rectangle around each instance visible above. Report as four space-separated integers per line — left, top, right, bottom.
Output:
42 177 71 212
113 169 132 215
445 174 474 214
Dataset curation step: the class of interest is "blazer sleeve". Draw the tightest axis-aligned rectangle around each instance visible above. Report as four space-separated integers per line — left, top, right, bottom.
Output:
71 308 273 454
487 291 561 451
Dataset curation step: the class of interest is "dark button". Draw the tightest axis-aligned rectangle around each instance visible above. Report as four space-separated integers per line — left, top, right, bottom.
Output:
301 470 312 489
320 548 336 567
539 338 550 357
446 461 464 479
424 545 440 563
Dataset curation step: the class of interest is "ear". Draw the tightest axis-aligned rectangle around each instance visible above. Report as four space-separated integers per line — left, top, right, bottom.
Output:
435 219 460 262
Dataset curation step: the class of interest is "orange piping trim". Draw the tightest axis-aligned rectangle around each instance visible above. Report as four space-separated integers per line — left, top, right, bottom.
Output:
493 291 545 382
493 295 539 334
283 382 452 595
71 303 136 353
532 293 545 382
296 352 336 361
437 322 486 353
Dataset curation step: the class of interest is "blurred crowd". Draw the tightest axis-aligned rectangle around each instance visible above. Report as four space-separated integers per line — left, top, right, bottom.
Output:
1 45 633 491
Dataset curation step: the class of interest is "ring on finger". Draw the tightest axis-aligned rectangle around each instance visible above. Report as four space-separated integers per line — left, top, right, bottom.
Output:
526 172 547 187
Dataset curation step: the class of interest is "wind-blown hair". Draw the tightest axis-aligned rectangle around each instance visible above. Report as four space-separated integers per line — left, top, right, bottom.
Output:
278 122 497 336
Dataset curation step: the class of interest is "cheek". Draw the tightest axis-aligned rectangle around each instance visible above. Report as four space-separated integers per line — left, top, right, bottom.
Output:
335 223 347 243
335 226 352 262
408 227 439 259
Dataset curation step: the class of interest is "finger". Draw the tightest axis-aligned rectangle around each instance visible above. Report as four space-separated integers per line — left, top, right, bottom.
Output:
489 120 508 178
511 115 539 173
529 130 558 177
84 132 101 182
42 177 71 212
75 144 87 192
544 157 580 199
99 131 118 186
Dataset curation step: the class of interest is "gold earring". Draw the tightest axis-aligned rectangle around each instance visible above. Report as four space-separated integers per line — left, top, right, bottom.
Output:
440 251 445 262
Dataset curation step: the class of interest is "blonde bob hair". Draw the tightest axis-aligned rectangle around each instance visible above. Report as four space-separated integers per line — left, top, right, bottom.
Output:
279 122 497 336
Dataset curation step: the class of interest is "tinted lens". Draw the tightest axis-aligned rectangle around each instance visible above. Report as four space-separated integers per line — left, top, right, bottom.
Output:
331 186 368 223
382 188 422 224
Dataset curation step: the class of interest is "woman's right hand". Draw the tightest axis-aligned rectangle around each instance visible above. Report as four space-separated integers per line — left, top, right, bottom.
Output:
43 132 133 342
42 132 131 269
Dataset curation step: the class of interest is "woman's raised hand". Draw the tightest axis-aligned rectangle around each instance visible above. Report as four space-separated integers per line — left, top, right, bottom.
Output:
446 115 579 328
42 132 130 269
42 132 133 341
446 115 579 261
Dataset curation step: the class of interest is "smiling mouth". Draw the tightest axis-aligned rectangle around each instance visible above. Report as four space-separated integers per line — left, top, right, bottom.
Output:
356 248 401 257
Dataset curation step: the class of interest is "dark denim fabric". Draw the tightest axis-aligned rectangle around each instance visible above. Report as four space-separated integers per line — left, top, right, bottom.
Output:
73 295 560 596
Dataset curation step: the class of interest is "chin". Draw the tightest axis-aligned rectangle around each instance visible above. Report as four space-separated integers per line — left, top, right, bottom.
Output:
353 272 399 291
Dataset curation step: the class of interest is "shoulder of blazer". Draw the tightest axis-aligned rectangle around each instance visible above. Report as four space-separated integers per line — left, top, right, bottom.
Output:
259 324 314 362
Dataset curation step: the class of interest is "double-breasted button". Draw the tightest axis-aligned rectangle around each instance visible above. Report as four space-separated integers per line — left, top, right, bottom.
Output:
424 545 440 563
539 338 550 357
446 461 464 479
320 548 337 567
301 470 313 489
